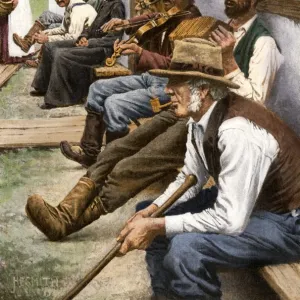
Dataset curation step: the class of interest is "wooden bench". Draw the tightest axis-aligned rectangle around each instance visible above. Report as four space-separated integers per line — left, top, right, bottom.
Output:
259 263 300 300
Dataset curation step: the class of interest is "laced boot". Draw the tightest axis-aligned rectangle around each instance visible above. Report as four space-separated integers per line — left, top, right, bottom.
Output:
25 177 97 241
13 20 45 53
75 196 107 230
60 110 106 168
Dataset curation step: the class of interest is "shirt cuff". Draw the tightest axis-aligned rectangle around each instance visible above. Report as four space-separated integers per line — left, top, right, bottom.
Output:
225 67 242 80
165 215 185 237
153 196 168 207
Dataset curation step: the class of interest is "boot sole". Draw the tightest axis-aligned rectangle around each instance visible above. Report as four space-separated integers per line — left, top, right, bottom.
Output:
60 141 89 169
25 204 61 241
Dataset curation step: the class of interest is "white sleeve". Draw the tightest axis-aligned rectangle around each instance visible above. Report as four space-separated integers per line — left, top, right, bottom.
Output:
165 118 279 236
48 6 97 42
226 36 284 104
153 124 208 208
44 24 66 36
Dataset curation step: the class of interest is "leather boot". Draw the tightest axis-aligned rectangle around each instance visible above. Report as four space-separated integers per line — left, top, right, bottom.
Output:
25 177 103 241
60 110 106 168
76 195 107 229
13 20 45 53
105 129 129 144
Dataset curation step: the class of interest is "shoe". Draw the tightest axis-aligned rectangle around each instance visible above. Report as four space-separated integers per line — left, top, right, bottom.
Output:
60 141 96 168
39 103 57 110
25 177 100 241
30 89 46 96
25 59 39 68
13 20 45 53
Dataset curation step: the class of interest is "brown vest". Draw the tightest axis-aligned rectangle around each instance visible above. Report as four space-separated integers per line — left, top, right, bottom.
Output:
203 93 300 213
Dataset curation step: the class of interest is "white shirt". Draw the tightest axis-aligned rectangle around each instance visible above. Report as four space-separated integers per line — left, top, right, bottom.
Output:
44 0 97 42
153 102 279 236
225 15 284 104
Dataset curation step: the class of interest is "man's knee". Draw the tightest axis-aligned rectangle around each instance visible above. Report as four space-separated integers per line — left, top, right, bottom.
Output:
164 234 211 271
108 156 135 179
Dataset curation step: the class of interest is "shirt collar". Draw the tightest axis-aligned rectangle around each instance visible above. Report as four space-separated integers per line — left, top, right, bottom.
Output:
231 14 257 33
187 101 218 132
68 0 84 8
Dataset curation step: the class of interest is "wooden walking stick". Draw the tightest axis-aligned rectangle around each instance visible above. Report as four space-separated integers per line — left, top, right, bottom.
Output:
61 174 197 300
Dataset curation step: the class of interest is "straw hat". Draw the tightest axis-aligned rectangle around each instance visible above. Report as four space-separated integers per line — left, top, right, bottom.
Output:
149 38 240 89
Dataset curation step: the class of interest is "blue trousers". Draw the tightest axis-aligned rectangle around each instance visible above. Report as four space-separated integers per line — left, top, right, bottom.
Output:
86 72 170 133
38 10 63 29
144 187 300 299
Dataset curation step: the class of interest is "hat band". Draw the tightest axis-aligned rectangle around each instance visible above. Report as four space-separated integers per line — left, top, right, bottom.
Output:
169 62 224 77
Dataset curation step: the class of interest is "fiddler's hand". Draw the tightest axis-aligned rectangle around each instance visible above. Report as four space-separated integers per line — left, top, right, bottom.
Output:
117 218 165 256
114 39 143 56
76 37 89 47
33 31 49 44
209 25 238 74
101 18 130 32
126 203 158 224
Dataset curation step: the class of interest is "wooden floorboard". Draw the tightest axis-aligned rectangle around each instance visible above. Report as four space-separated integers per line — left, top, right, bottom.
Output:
0 116 86 149
0 116 150 149
0 64 21 88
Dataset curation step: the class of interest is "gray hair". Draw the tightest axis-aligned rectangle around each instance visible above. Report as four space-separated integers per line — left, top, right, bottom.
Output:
188 78 229 102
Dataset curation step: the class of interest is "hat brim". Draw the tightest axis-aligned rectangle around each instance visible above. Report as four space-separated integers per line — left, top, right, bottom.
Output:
149 69 240 89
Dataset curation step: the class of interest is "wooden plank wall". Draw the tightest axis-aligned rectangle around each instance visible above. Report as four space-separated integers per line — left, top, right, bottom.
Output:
257 0 300 21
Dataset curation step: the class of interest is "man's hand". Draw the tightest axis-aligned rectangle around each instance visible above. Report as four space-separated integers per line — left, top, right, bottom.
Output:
33 31 49 44
127 203 158 224
101 18 129 32
117 218 165 256
76 37 89 47
113 39 143 56
209 25 239 74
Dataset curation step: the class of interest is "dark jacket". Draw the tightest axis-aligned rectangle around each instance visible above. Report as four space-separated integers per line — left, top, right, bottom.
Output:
129 5 201 71
79 0 125 48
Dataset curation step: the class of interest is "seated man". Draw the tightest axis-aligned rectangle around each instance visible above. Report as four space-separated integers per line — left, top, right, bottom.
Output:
13 0 97 53
25 0 282 242
60 0 201 166
0 0 35 64
31 0 125 109
115 38 300 300
13 0 102 67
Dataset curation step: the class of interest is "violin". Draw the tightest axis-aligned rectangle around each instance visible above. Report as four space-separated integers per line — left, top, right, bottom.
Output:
105 6 188 67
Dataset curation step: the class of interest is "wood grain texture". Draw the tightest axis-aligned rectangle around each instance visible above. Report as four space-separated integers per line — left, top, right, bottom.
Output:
0 116 150 149
260 263 300 300
0 64 21 88
257 0 300 21
0 116 86 148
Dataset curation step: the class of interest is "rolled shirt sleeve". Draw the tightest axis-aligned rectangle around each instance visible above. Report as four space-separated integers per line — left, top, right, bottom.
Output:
226 36 284 104
165 117 279 237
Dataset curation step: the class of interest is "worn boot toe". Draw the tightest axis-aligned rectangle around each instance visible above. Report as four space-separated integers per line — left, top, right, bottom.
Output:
13 33 30 53
60 141 96 168
26 194 65 241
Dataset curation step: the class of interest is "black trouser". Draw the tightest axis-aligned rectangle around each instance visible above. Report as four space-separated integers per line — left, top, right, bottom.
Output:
32 40 108 107
87 110 188 212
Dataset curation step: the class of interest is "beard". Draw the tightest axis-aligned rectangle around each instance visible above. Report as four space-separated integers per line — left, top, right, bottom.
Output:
188 89 202 113
224 0 251 18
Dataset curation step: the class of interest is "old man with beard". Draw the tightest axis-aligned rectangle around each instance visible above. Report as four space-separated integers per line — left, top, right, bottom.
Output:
25 0 282 243
116 38 300 300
